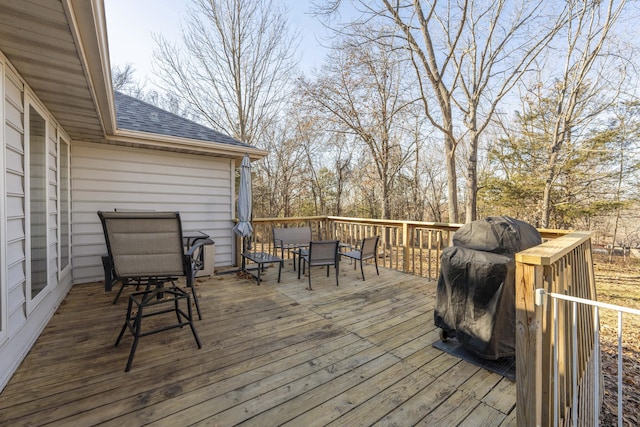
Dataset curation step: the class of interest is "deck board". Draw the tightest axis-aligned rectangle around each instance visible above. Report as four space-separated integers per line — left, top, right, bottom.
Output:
0 263 516 426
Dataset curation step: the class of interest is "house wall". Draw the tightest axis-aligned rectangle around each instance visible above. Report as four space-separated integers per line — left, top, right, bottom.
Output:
0 54 73 392
70 141 235 284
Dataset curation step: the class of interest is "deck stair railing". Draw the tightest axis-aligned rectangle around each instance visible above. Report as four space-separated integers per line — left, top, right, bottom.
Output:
534 289 640 427
514 231 640 426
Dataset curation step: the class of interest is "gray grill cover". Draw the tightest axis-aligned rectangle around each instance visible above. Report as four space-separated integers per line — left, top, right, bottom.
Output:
434 216 541 359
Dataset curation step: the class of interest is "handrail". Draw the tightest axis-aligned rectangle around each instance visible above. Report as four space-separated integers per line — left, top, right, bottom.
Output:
239 216 571 279
246 216 464 279
516 231 591 265
326 216 464 231
515 232 599 426
536 289 640 426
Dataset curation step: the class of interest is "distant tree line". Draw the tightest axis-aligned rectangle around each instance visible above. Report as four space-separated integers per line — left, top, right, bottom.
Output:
113 0 640 246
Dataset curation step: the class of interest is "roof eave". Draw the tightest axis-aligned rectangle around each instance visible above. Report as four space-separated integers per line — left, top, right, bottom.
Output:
64 0 116 136
107 129 268 161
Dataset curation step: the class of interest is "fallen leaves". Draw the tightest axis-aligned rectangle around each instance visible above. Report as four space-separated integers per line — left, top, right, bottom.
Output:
594 255 640 426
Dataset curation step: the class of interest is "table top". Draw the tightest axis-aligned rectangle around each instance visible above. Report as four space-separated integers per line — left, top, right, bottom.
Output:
242 251 282 263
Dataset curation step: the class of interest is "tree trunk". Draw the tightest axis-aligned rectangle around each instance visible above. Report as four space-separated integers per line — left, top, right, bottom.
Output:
465 127 479 223
541 148 560 228
444 133 459 223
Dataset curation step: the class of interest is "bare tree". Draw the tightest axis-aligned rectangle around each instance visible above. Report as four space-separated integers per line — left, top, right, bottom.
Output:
301 29 418 219
111 64 195 117
152 0 299 144
252 112 307 218
111 64 146 96
539 0 627 227
316 0 568 222
608 100 640 261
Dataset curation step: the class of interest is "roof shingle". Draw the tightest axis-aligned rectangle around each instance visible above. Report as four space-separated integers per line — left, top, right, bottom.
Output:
114 91 251 148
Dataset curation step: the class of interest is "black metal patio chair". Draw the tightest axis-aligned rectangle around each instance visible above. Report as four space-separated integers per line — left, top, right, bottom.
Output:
298 240 340 290
99 211 211 319
341 235 380 280
98 211 207 371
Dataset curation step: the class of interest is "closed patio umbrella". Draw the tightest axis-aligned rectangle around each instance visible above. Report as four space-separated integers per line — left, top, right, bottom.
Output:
233 154 253 251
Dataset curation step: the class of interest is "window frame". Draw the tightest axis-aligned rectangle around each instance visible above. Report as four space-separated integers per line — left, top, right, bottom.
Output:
25 96 50 314
58 133 71 276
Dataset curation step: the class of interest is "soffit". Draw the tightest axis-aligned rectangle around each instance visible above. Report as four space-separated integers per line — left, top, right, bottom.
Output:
0 0 106 141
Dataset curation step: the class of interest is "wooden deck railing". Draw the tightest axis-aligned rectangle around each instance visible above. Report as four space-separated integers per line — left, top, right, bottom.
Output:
515 232 599 426
245 216 462 280
244 216 570 280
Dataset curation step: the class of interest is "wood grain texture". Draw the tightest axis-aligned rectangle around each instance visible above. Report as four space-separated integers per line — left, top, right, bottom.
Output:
0 266 516 426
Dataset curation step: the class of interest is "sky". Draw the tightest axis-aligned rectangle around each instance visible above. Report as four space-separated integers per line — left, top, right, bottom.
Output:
104 0 333 87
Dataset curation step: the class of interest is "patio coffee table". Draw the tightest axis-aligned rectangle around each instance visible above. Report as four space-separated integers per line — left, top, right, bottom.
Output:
241 252 283 285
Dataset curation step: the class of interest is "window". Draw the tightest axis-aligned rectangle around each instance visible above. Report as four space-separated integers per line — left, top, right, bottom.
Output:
28 105 47 300
60 137 70 271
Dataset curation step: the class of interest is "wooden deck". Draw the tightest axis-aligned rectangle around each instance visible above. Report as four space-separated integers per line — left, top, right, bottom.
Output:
0 260 516 426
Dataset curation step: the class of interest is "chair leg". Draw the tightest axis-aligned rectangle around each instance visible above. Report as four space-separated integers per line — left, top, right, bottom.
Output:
307 266 312 291
125 336 140 373
277 260 283 283
293 250 297 272
188 273 202 320
124 301 144 372
113 281 126 304
359 258 365 281
374 256 379 276
115 296 133 346
185 294 202 349
118 288 202 373
192 286 202 320
335 261 339 287
115 322 128 347
174 297 182 325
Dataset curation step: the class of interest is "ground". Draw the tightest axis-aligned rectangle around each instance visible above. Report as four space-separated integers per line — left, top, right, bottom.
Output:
593 254 640 427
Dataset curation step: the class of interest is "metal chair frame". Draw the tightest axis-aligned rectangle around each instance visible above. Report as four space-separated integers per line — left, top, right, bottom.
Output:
298 240 340 290
98 211 207 371
341 236 380 280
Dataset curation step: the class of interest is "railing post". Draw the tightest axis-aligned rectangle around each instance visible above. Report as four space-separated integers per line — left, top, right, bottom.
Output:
402 221 409 273
515 260 543 426
324 216 331 240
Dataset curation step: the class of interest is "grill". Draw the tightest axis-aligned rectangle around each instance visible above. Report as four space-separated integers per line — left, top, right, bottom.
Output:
434 216 542 360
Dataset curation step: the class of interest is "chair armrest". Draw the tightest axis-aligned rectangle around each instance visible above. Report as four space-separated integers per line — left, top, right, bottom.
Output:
184 238 214 287
186 238 214 257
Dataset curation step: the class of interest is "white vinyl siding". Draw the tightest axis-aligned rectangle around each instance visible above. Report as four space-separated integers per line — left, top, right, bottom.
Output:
59 137 70 273
4 69 26 332
0 58 73 392
47 122 58 289
0 60 5 344
71 141 234 284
